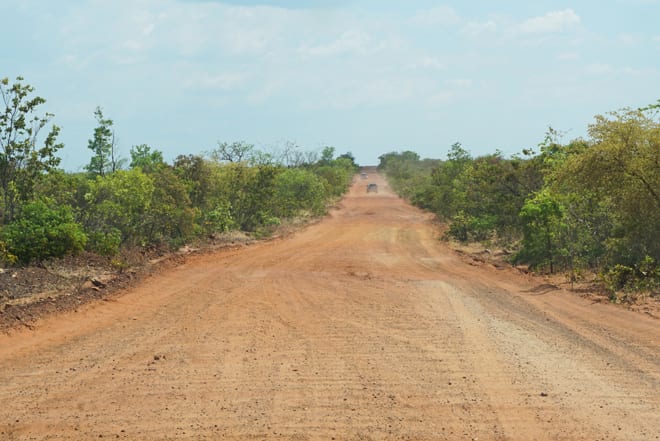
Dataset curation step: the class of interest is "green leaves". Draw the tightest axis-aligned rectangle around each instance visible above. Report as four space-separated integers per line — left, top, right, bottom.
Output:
559 108 660 266
516 189 565 272
0 76 63 223
1 200 87 263
273 168 327 218
381 108 659 292
83 170 155 247
130 144 165 173
85 106 119 177
1 78 358 264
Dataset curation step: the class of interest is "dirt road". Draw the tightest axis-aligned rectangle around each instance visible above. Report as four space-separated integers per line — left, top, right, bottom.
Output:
1 172 658 440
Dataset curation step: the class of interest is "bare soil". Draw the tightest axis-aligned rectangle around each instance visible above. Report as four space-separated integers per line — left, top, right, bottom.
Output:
1 172 658 440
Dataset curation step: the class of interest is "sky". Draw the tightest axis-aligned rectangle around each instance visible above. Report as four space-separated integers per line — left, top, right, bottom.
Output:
1 0 659 168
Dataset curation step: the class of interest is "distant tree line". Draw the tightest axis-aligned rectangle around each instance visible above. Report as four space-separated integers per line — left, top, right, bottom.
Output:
0 76 358 265
379 106 659 297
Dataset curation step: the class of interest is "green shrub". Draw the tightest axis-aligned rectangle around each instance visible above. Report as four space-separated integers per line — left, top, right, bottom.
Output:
83 170 154 246
447 211 471 242
273 168 327 218
603 264 635 291
447 212 495 243
203 201 235 233
603 256 660 295
515 190 565 272
87 228 122 256
637 256 660 292
1 200 87 263
0 240 18 266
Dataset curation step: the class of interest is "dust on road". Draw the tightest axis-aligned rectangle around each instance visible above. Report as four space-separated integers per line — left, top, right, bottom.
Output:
1 171 658 440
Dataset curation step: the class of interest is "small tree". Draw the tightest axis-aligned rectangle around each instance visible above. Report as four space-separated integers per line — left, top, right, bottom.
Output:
338 151 359 169
516 189 565 272
130 144 165 173
83 170 154 247
210 141 254 163
0 76 63 223
86 106 122 177
319 146 335 165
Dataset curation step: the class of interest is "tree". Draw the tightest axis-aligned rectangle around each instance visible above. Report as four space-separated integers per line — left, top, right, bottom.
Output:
428 144 471 219
278 141 316 167
86 106 122 177
130 144 165 173
516 189 565 273
337 151 358 168
319 146 335 165
220 163 281 231
446 141 470 163
145 167 195 246
0 76 63 223
210 141 254 163
173 154 213 209
83 170 154 248
558 108 660 265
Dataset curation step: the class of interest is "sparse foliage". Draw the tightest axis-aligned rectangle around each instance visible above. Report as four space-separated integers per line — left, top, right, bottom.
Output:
86 107 122 177
210 141 254 163
0 76 63 223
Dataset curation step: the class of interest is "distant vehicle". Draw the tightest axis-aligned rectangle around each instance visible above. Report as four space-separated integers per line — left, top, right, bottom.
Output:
367 183 378 193
360 172 368 179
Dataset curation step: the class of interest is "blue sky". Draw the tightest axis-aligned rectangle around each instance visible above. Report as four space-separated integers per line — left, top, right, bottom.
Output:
2 0 658 168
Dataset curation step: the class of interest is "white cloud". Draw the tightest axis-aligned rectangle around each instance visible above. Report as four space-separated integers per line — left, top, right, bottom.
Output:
122 39 147 51
556 51 580 61
581 64 655 78
584 63 614 75
447 78 473 88
426 90 456 105
142 23 155 36
461 20 497 37
410 5 460 27
186 72 248 91
618 33 641 45
616 0 659 4
517 9 580 34
620 67 644 76
409 56 446 71
298 30 373 56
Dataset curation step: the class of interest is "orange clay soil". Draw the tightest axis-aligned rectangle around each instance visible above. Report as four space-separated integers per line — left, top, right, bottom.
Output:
1 171 658 441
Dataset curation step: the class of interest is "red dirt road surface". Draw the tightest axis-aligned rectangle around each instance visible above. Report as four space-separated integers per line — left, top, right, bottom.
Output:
1 172 659 440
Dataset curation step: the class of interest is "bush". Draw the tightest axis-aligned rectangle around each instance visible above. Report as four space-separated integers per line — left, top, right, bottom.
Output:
515 190 565 272
1 200 87 263
87 228 122 256
0 240 18 266
447 211 495 243
603 264 635 292
83 170 154 246
273 168 327 218
203 201 235 233
145 167 195 245
603 256 660 295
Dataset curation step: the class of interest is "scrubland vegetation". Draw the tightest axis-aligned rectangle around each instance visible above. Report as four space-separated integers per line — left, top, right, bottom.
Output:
2 75 658 299
0 76 357 266
379 102 659 298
